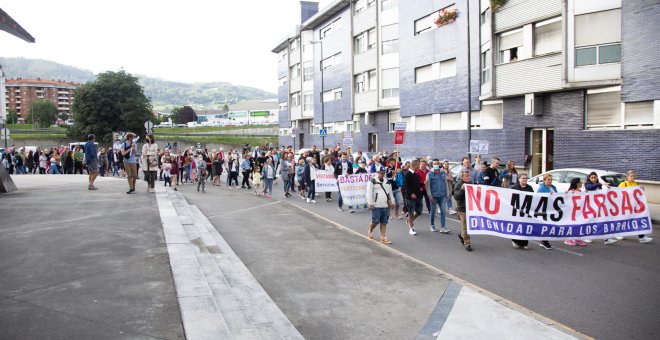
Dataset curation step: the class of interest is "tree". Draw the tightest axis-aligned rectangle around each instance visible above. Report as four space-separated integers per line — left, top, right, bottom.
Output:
69 70 153 143
58 112 69 121
170 106 181 124
223 103 229 111
175 106 197 124
5 109 18 124
27 100 58 128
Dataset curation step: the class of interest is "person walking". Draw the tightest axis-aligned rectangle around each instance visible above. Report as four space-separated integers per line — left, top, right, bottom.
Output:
334 153 354 212
536 173 557 250
618 170 653 244
426 163 450 234
511 174 534 249
262 158 276 197
241 155 253 189
500 160 518 188
122 133 139 194
73 146 84 174
141 134 158 193
303 157 318 203
454 170 473 252
98 148 108 177
84 134 99 190
226 155 240 188
367 168 395 244
441 160 456 215
584 172 617 245
278 154 293 197
564 178 588 246
296 158 306 199
403 159 423 235
321 157 334 201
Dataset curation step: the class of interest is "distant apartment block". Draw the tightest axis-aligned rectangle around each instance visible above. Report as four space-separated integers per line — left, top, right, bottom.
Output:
273 0 660 180
5 78 80 122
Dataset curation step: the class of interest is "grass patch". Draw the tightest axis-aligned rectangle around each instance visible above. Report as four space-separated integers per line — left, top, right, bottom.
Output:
9 134 67 139
157 135 277 146
6 124 67 133
153 125 274 134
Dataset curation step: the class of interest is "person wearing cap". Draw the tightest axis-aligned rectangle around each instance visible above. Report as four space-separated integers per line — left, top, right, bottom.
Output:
84 134 99 190
426 161 450 234
366 167 395 244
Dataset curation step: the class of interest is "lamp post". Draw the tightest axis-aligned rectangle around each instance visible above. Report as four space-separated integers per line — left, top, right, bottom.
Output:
309 40 325 150
465 0 473 163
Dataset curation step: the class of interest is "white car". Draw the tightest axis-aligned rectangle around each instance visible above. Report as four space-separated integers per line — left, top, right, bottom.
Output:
528 168 627 193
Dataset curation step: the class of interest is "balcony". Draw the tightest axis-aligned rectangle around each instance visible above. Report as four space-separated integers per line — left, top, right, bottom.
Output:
494 53 562 97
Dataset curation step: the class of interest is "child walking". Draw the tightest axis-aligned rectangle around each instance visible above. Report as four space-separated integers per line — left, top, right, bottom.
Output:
162 157 173 188
252 166 262 196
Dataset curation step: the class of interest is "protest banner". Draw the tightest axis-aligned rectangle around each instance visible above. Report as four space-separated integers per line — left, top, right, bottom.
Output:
338 174 371 206
315 170 338 192
465 185 652 240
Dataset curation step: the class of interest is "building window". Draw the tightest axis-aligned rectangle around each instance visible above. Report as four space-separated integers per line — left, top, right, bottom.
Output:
303 92 314 111
481 50 491 85
498 28 522 63
290 92 301 107
414 58 456 83
279 102 288 111
290 63 300 79
381 24 399 55
479 102 503 129
355 0 367 14
354 29 376 54
382 68 399 99
355 74 365 93
624 101 655 128
367 70 377 91
320 18 342 39
321 52 342 69
415 5 455 35
586 88 621 129
278 76 287 87
291 37 300 51
480 8 490 27
415 114 434 131
303 61 313 82
575 9 621 67
279 50 288 62
534 17 561 56
381 0 398 11
322 87 343 102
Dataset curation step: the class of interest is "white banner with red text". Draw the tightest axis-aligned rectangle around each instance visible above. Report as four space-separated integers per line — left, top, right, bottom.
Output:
464 184 653 240
337 174 371 206
315 170 339 192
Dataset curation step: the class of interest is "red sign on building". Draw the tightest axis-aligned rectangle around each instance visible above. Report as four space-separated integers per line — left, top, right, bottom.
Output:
394 130 405 145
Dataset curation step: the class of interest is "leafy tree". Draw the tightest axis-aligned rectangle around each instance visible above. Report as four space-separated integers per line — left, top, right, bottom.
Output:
175 106 197 124
223 103 229 111
159 114 170 123
58 112 69 121
69 70 152 143
27 99 58 128
5 109 18 124
170 106 181 123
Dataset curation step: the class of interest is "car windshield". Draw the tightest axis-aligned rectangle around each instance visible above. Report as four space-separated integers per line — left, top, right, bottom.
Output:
602 174 626 187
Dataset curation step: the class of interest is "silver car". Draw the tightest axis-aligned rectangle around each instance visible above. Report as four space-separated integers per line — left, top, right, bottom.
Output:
528 168 627 192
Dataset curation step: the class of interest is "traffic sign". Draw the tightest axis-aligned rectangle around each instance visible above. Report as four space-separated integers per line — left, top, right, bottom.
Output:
0 128 10 138
342 137 353 147
394 130 405 145
319 129 328 137
394 121 407 131
144 121 154 130
469 140 489 154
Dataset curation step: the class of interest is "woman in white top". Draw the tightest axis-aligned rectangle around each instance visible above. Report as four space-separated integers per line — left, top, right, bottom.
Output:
141 134 159 192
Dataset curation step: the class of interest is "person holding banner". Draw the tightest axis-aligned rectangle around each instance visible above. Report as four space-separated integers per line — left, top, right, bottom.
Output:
618 170 653 244
564 178 588 246
454 170 472 251
536 174 557 250
585 172 618 245
322 157 335 201
510 174 534 249
334 153 354 212
366 168 395 244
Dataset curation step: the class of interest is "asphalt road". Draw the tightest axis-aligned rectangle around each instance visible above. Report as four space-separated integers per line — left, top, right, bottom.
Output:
179 179 660 340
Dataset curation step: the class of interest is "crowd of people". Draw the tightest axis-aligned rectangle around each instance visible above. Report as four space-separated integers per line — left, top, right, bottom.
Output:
3 137 653 250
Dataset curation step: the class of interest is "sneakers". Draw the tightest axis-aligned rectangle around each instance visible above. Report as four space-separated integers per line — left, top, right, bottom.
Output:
326 198 332 202
512 241 523 249
640 236 653 244
449 209 457 215
307 198 311 203
458 234 464 245
439 227 450 234
616 236 624 240
604 238 618 245
126 189 135 194
349 208 355 213
338 208 343 212
575 240 587 246
430 226 438 232
564 240 577 246
311 200 316 203
540 241 553 250
409 228 417 235
465 245 472 252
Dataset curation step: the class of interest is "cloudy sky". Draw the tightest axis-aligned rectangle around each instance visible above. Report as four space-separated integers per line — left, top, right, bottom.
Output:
0 0 333 93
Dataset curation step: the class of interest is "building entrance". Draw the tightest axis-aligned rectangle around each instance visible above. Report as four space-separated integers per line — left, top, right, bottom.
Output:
368 133 378 153
529 128 554 177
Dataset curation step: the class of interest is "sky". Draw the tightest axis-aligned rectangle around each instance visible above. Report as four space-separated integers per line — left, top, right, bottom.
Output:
0 0 333 94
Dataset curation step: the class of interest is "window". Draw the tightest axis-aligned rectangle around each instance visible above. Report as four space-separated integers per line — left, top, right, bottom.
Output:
415 12 435 35
624 101 654 128
381 0 398 11
575 9 621 66
480 8 490 27
382 68 399 98
354 0 367 14
290 92 301 107
291 37 300 51
279 50 287 61
278 76 287 87
320 18 342 39
354 29 376 54
279 102 288 111
303 92 314 111
290 63 300 79
480 102 503 129
367 70 377 91
481 49 491 85
498 29 522 63
321 52 342 69
303 62 313 82
414 58 456 83
534 17 561 56
586 88 621 129
354 74 365 93
415 115 434 131
322 88 343 102
381 24 399 55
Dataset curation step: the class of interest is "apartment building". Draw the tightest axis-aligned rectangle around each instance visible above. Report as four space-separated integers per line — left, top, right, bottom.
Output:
273 0 660 180
5 78 79 122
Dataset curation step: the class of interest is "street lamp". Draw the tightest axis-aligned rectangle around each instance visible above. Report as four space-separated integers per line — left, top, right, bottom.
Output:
465 0 473 163
309 40 325 150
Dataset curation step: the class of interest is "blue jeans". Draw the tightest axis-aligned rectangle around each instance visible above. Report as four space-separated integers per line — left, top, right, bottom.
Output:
264 177 274 194
430 196 447 228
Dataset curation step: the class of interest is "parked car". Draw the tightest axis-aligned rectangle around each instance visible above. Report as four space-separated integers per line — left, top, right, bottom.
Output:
528 168 627 192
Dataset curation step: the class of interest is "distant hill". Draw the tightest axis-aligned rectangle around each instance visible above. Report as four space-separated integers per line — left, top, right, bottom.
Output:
0 57 275 111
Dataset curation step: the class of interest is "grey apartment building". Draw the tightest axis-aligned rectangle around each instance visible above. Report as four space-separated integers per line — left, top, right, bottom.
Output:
273 0 660 180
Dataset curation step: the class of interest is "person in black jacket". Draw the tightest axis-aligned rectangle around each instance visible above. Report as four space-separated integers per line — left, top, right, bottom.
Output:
303 157 318 203
454 169 472 251
510 173 534 249
403 159 422 235
334 153 354 212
